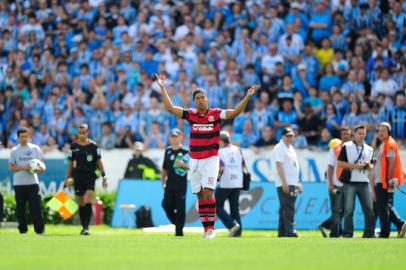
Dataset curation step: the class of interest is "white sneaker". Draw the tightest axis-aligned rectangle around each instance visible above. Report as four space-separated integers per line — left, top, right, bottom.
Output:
205 229 215 239
228 223 241 237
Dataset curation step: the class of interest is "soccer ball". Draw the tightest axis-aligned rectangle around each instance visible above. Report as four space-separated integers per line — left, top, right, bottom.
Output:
29 159 46 174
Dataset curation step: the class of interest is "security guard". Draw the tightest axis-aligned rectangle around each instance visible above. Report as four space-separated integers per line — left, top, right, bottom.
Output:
66 124 108 235
216 131 244 237
273 127 303 237
124 142 160 180
161 129 189 236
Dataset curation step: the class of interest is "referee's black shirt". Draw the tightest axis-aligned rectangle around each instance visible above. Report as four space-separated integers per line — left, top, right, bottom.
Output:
68 140 101 181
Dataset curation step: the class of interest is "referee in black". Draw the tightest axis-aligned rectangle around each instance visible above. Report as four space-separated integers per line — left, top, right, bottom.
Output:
66 124 108 235
161 128 189 236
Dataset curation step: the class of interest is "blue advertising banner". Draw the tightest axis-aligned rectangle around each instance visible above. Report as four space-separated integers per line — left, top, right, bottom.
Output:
112 180 406 230
0 159 66 195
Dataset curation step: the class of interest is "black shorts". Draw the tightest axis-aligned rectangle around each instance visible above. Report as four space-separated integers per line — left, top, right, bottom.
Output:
73 178 96 196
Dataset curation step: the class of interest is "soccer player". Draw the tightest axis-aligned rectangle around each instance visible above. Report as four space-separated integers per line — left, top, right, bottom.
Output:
66 124 108 235
156 73 259 238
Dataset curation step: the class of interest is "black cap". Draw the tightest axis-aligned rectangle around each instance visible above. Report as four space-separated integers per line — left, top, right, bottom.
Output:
170 128 182 137
282 127 294 136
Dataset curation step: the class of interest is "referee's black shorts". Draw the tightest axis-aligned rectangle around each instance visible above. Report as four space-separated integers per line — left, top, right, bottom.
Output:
74 178 96 196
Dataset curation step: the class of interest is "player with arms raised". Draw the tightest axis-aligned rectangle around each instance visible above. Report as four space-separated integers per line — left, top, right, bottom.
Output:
156 73 259 238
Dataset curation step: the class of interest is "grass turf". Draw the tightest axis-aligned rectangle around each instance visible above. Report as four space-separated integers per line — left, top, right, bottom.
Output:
0 225 404 270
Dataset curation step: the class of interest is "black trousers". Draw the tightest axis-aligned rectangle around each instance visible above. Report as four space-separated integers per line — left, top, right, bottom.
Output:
162 189 186 236
215 188 242 236
14 184 45 234
0 192 3 223
320 186 344 237
277 186 297 237
374 183 405 238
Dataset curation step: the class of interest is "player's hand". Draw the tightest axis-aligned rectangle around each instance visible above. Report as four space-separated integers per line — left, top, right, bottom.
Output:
175 159 186 168
247 84 260 97
155 73 166 88
328 183 334 194
102 178 108 189
35 167 45 174
282 183 289 193
63 177 74 188
297 183 303 194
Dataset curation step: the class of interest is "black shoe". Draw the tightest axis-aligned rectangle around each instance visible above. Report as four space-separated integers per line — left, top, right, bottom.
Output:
286 233 299 238
398 223 406 238
278 232 287 237
318 225 328 238
175 232 184 237
80 229 90 236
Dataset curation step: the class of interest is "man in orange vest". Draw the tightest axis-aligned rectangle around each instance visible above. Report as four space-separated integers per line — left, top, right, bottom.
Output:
371 122 406 238
319 128 351 237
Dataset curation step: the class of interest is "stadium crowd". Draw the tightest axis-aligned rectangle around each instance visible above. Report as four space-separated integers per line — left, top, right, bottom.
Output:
0 0 405 152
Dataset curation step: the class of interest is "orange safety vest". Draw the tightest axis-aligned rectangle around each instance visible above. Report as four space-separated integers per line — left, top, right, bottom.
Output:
380 136 404 189
333 144 343 179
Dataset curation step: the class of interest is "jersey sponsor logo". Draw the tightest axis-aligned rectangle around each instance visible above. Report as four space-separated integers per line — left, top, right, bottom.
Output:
192 124 214 132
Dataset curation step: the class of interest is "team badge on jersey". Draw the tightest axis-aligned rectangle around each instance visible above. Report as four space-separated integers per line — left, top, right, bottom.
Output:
170 154 175 160
208 116 214 122
86 154 93 162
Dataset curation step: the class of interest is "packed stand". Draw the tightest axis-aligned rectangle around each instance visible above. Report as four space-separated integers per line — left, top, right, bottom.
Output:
0 0 405 152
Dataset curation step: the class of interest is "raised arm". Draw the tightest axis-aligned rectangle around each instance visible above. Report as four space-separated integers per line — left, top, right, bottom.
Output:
155 73 184 118
225 85 260 119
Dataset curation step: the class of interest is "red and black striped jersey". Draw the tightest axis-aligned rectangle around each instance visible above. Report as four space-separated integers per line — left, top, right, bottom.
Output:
182 108 225 159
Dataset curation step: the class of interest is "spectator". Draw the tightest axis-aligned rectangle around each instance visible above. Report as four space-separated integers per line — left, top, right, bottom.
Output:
99 122 117 150
275 99 297 140
298 103 322 145
387 91 406 145
371 67 399 107
315 37 334 68
251 126 277 154
319 63 341 92
144 121 167 150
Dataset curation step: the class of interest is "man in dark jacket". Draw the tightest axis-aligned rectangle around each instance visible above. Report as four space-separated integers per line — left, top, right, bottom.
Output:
124 142 160 180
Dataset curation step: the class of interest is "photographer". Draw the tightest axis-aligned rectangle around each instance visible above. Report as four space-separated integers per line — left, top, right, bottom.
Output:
371 122 406 238
337 125 375 238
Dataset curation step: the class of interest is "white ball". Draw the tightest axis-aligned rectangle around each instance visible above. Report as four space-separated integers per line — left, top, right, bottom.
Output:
29 159 45 173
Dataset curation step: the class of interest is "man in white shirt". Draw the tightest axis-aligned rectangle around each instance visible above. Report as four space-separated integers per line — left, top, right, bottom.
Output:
337 125 375 238
371 67 399 107
216 131 244 237
273 127 303 237
319 128 351 237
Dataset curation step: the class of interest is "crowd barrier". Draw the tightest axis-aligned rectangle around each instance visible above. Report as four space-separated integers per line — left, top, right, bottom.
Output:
111 180 406 230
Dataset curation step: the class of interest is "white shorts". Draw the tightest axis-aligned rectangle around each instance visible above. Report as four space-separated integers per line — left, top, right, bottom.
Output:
189 156 220 194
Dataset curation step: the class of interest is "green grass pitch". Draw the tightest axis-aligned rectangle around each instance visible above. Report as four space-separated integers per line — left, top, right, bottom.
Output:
0 225 404 270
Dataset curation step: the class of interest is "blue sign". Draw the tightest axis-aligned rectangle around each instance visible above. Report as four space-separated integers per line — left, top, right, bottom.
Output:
112 180 406 230
0 159 66 195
